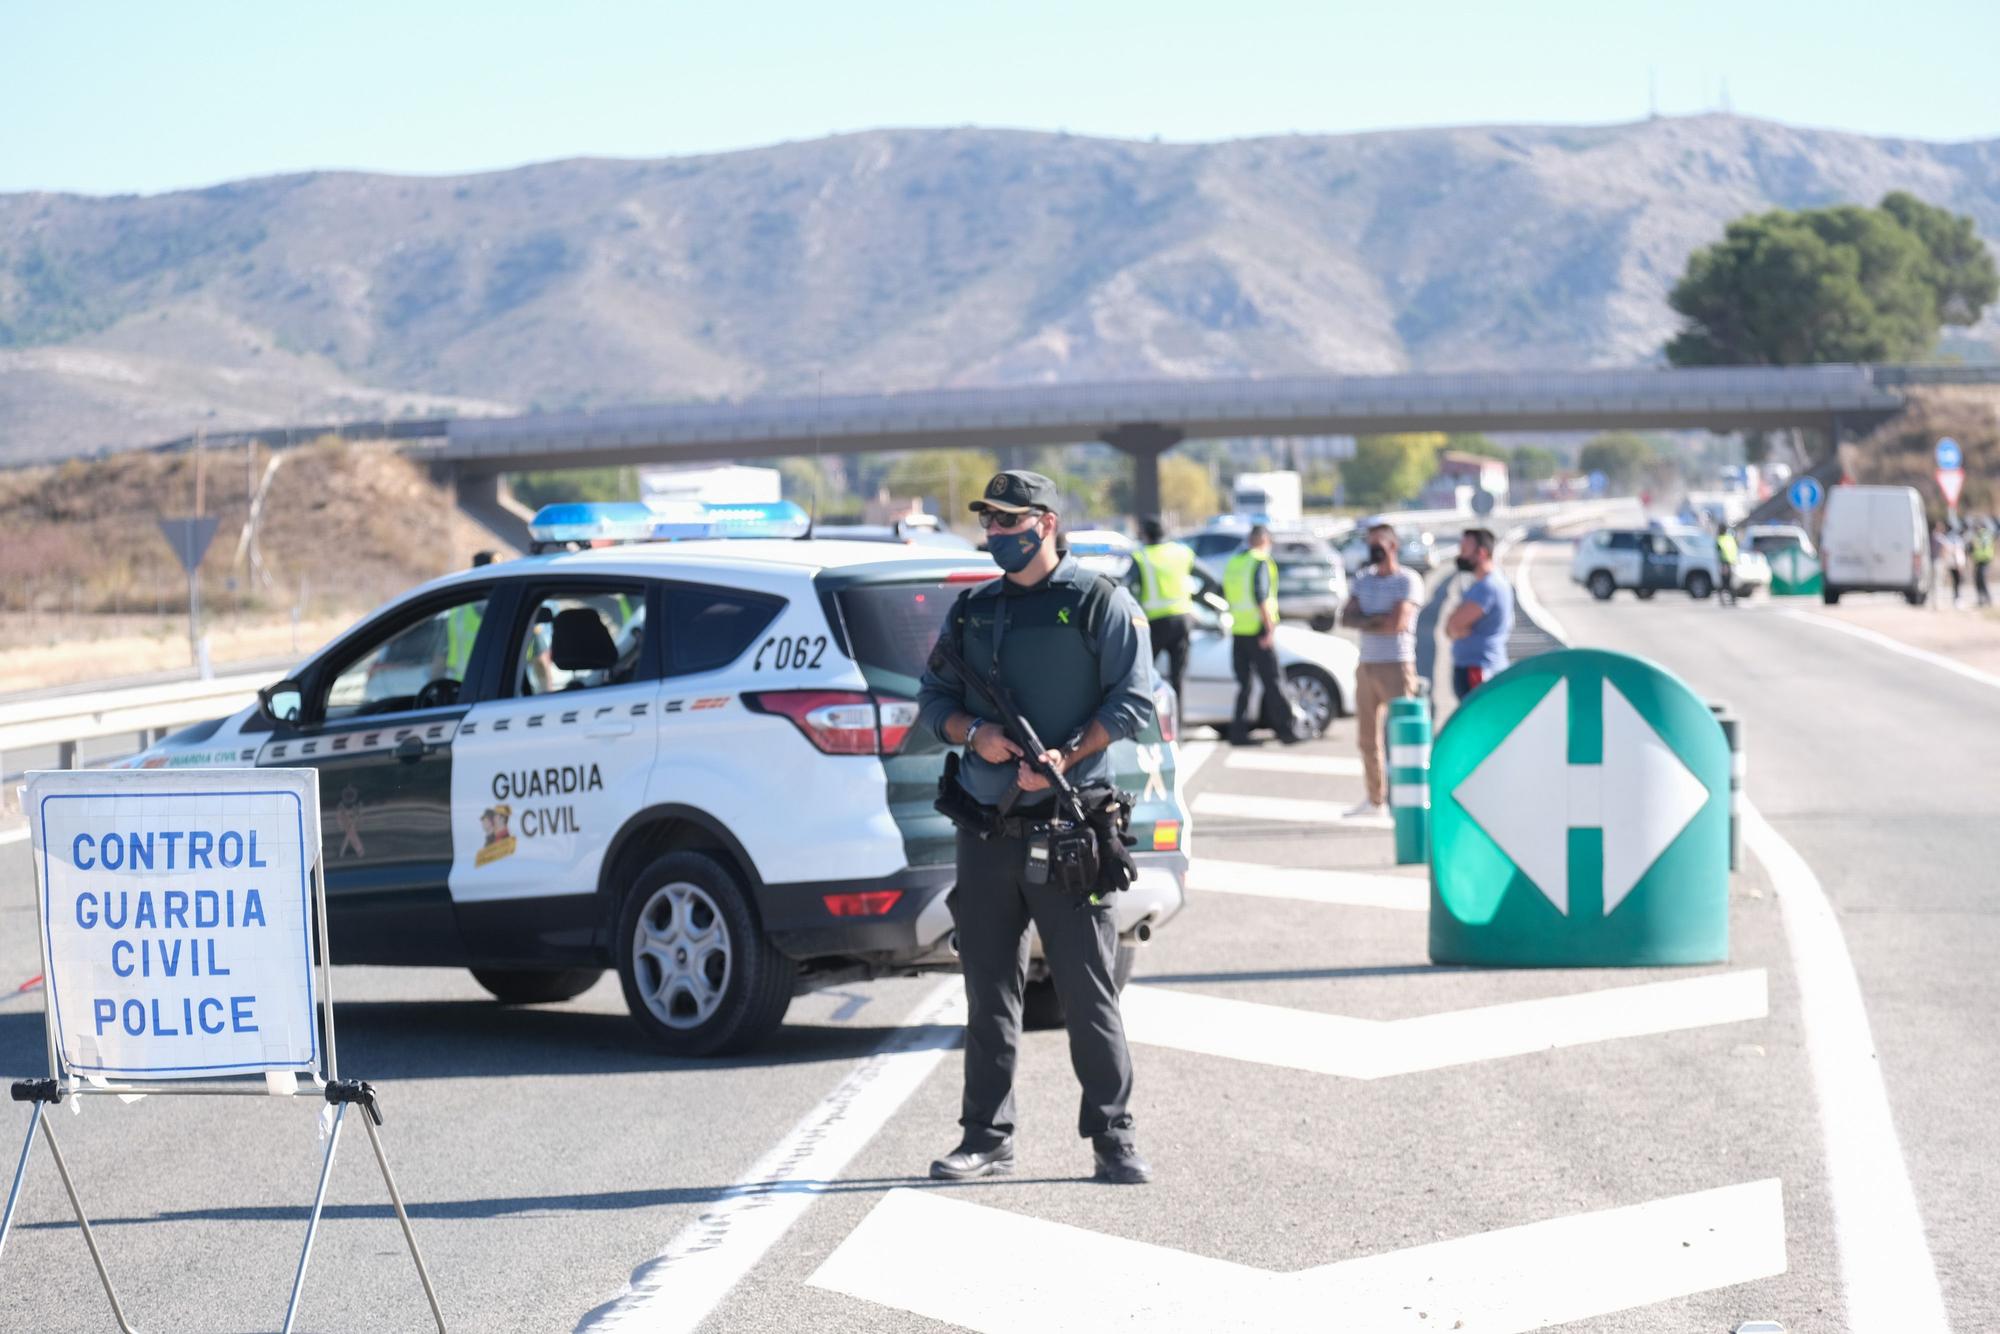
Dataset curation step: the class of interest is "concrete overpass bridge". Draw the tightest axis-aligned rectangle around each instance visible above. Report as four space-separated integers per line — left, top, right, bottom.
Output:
409 364 1909 541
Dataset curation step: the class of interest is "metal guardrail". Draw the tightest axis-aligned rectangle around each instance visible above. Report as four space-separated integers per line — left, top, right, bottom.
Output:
0 672 268 777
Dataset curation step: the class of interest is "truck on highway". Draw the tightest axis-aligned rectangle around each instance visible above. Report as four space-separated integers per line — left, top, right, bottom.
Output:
1231 471 1302 526
1818 484 1930 605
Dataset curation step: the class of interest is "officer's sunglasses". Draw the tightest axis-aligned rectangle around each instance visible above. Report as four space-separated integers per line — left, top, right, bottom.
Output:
975 507 1045 532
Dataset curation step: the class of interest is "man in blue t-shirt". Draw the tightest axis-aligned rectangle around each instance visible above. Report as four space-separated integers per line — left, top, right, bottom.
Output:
1444 528 1513 701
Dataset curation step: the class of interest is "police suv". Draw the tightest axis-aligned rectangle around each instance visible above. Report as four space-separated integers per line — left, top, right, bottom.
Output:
118 504 1191 1055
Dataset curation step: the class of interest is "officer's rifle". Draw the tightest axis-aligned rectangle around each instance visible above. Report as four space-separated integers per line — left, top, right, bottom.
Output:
928 635 1091 826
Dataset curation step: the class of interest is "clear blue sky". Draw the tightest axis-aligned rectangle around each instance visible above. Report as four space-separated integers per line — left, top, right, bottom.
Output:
6 0 1995 196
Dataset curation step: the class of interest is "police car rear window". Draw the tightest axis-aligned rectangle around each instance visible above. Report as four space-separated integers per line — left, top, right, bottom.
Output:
835 579 962 691
665 588 784 676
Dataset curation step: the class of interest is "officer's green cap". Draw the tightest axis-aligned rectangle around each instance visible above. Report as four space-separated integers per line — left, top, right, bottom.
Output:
970 470 1059 514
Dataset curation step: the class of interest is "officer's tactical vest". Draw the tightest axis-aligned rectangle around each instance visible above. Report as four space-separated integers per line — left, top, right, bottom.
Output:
1222 550 1277 636
1133 542 1196 619
951 573 1120 752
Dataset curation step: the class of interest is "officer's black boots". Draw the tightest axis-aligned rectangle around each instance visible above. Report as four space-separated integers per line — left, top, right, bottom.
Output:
1092 1137 1153 1185
929 1141 1016 1181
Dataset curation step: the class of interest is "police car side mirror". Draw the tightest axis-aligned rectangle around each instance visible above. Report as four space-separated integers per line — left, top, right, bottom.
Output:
259 680 304 726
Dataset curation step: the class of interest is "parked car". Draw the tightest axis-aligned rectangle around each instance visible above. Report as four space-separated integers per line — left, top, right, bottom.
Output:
1818 485 1929 605
1570 527 1749 600
119 526 1190 1055
1741 523 1816 559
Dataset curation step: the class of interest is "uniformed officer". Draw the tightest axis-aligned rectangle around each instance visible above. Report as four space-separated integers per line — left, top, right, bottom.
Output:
1223 525 1297 745
1715 527 1740 606
1131 517 1196 729
917 470 1157 1186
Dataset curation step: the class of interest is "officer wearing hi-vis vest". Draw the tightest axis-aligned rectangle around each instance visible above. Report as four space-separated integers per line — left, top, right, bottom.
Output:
1131 517 1195 728
916 470 1157 1186
1223 526 1298 745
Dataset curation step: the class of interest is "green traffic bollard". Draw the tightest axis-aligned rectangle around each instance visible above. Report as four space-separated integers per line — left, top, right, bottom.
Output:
1389 707 1431 865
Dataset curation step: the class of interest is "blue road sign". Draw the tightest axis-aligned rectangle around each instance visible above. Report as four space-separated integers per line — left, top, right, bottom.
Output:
1787 476 1823 512
1936 438 1962 470
1588 470 1608 494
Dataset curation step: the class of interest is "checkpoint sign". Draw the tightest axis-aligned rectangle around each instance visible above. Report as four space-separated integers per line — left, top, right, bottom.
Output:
27 767 323 1080
1766 544 1823 596
1429 649 1730 967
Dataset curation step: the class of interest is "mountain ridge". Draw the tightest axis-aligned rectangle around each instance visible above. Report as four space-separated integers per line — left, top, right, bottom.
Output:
3 114 1996 463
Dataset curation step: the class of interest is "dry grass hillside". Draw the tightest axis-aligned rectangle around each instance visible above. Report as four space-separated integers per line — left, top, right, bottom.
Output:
0 440 496 686
1849 386 2000 520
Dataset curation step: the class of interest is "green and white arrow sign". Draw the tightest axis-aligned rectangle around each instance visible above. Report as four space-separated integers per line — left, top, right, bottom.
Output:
1430 649 1730 967
1767 543 1822 596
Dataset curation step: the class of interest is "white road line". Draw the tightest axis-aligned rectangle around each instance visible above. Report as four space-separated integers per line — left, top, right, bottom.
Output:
1119 970 1767 1079
1779 606 2000 693
811 1178 1787 1333
578 979 964 1333
1744 801 1951 1332
1188 858 1425 911
1512 541 1571 645
1191 791 1388 827
1222 751 1363 778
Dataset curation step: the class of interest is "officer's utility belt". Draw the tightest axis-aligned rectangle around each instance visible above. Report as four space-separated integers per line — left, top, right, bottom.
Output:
935 754 1140 901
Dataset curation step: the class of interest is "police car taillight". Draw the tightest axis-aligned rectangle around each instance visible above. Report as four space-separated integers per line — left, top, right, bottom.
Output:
743 691 920 756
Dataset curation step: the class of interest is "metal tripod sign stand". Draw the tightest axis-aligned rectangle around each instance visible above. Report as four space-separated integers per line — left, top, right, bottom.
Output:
0 767 446 1333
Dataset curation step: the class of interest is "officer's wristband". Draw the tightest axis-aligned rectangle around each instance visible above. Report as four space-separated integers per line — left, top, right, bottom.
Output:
965 718 983 748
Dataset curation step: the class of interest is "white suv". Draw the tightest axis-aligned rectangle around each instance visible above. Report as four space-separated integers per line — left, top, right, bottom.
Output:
1571 527 1765 600
121 539 1191 1055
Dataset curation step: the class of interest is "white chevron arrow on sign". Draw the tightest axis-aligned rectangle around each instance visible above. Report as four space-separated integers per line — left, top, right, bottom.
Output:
1451 677 1710 915
810 1179 1787 1333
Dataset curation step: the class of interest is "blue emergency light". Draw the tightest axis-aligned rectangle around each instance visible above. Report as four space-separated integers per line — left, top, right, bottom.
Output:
527 499 812 547
648 500 811 541
527 502 658 544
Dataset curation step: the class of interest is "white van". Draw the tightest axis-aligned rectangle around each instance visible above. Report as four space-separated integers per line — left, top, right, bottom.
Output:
1819 485 1929 605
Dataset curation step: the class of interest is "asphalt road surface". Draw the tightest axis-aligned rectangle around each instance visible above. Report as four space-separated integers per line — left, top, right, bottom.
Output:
0 550 1983 1331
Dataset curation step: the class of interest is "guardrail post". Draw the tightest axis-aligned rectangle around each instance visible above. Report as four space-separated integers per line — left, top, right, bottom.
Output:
56 740 78 771
1388 697 1430 865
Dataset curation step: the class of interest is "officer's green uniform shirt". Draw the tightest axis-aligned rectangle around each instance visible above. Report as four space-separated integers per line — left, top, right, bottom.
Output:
1716 532 1739 564
917 554 1155 809
1133 541 1196 619
1222 550 1277 636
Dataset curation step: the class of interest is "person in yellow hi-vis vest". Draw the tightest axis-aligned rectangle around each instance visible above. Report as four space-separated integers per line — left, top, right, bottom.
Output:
1715 527 1740 607
1223 526 1298 745
1131 517 1196 729
1970 523 1994 608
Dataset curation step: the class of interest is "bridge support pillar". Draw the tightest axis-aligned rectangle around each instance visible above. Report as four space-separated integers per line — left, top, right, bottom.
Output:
1100 423 1185 523
446 468 535 554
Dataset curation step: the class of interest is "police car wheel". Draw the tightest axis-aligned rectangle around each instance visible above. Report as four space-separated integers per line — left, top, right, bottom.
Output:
1686 571 1714 599
470 968 604 1005
1021 942 1139 1031
1587 571 1616 600
616 851 793 1056
1283 665 1339 734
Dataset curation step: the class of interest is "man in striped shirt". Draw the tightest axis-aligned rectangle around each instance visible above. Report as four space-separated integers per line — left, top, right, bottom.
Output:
1339 522 1423 819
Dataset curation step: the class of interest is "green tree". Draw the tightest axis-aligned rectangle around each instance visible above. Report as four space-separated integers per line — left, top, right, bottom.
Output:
1577 433 1656 492
1510 445 1561 484
883 449 999 516
1666 195 1995 367
1342 433 1443 509
1158 454 1219 524
1880 191 2000 327
508 466 638 508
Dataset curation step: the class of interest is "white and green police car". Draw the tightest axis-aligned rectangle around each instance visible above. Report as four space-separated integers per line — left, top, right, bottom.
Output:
118 503 1192 1055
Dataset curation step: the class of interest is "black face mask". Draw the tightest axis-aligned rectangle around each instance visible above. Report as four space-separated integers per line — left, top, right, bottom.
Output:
1368 544 1391 566
1454 555 1476 573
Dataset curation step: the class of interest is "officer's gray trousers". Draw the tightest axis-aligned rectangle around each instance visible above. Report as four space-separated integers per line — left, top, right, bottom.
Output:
950 828 1135 1150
